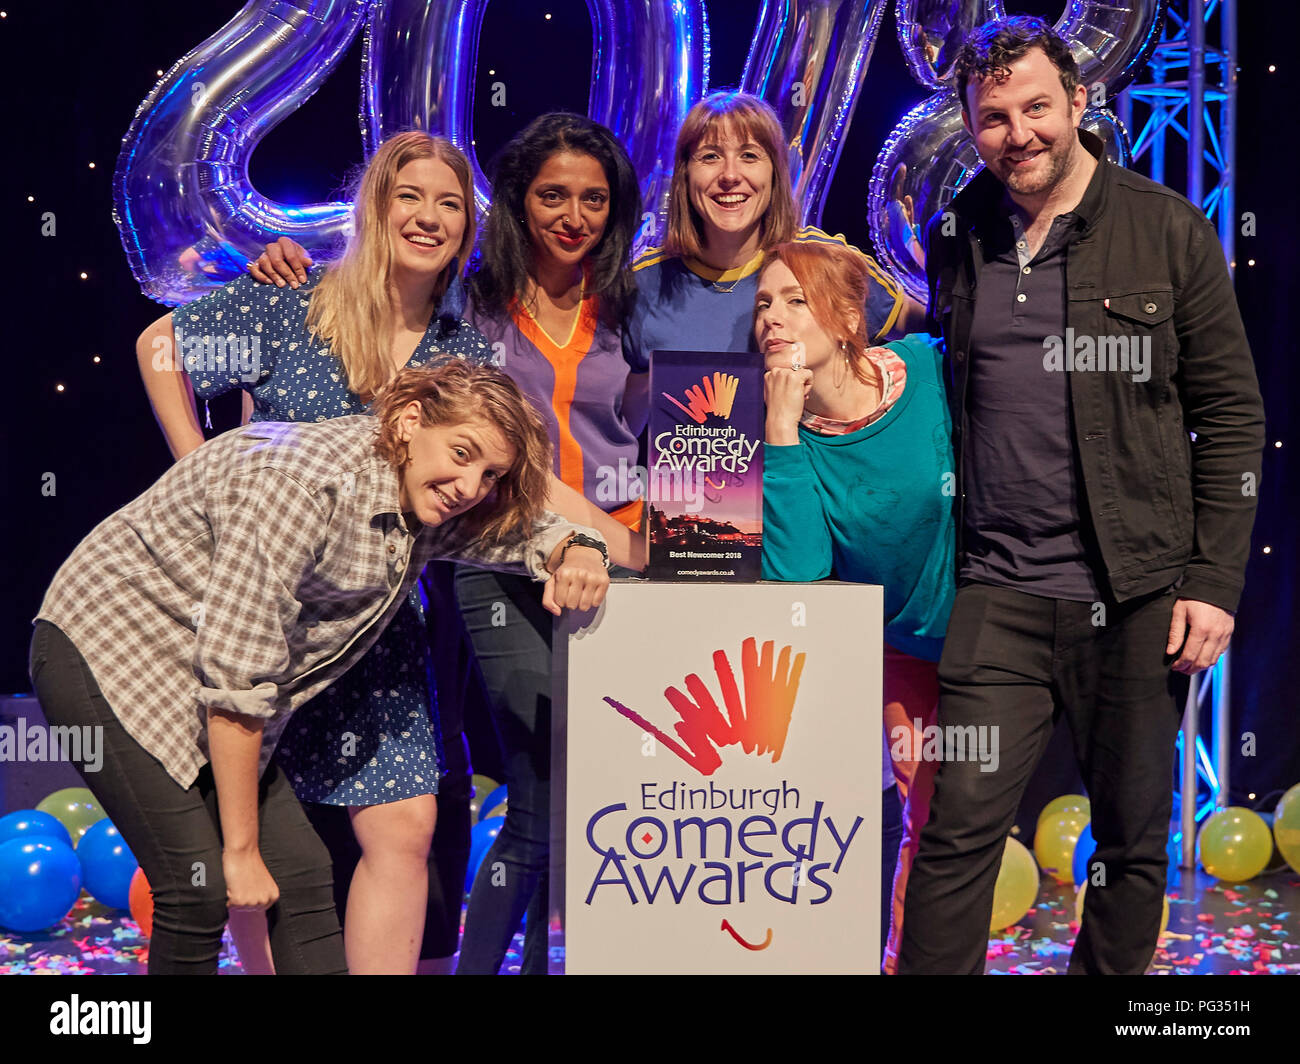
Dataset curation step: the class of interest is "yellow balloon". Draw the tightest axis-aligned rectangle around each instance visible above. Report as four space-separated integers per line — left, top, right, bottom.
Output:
990 836 1040 931
1197 806 1273 882
1075 884 1170 937
1274 784 1300 875
1037 793 1091 828
1034 811 1089 884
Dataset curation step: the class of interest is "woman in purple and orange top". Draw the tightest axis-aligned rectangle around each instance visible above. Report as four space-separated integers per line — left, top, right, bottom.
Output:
454 112 645 974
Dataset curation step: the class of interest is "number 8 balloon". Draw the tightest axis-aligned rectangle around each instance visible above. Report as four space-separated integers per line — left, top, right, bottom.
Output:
114 0 708 306
870 0 1167 301
741 0 891 229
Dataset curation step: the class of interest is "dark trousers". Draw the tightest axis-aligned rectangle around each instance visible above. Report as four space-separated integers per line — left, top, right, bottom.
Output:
453 567 554 975
897 583 1184 975
29 621 346 975
880 783 903 967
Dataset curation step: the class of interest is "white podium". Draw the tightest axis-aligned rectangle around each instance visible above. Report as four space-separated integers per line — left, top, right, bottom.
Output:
552 580 883 974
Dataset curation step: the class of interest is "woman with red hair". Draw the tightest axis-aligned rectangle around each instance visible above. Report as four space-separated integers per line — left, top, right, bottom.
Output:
755 240 955 973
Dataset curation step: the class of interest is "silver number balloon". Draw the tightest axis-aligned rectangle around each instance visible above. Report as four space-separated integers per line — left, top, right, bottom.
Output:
868 94 1132 301
741 0 890 228
896 0 1001 89
363 0 708 255
115 0 709 304
867 92 975 302
113 0 373 305
894 0 1165 94
1056 0 1167 97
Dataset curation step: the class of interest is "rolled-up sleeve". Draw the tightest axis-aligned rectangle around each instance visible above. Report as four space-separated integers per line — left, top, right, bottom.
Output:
179 274 279 400
425 511 600 581
193 469 327 717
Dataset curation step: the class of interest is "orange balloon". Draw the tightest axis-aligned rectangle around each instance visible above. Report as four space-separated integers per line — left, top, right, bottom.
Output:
129 867 154 939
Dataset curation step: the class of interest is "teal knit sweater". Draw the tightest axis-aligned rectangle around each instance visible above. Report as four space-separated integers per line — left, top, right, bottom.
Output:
762 334 957 662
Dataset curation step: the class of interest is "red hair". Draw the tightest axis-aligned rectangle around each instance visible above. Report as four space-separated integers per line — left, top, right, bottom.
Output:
762 242 874 385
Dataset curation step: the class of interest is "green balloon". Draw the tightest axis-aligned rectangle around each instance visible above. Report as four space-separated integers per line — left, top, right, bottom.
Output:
1037 793 1091 828
468 775 500 824
35 787 104 847
1197 806 1273 882
483 801 508 821
470 775 500 800
1274 784 1300 875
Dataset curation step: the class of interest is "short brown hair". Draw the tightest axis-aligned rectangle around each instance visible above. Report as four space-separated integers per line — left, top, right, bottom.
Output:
371 360 553 544
955 16 1081 118
761 242 875 386
664 92 798 259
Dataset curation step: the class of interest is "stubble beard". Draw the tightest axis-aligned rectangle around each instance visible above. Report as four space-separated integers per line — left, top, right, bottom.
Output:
1002 135 1073 197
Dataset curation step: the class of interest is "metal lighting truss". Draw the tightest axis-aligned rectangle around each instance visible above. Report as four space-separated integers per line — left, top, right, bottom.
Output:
1117 0 1238 869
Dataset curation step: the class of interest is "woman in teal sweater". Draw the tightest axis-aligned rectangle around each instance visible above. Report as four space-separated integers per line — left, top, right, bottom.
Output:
756 240 956 973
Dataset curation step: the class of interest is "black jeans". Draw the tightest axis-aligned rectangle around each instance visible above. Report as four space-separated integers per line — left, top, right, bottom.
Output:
454 564 639 975
29 621 347 975
897 583 1183 975
880 783 903 968
453 567 555 975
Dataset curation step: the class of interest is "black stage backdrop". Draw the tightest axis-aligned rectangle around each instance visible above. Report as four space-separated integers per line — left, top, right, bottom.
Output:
1 1 1295 799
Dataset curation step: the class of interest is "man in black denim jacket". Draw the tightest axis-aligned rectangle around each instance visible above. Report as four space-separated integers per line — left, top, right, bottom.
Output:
898 16 1265 974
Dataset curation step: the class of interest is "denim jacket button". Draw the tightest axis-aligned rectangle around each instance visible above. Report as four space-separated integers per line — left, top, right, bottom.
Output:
1145 301 1157 314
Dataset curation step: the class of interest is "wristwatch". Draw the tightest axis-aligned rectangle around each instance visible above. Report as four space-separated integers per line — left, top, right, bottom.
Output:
557 532 610 570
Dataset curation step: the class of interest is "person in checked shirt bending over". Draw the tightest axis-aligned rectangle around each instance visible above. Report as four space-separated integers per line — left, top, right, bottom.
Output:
29 361 609 975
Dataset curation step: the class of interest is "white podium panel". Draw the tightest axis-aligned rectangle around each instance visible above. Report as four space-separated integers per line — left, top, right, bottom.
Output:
560 581 882 974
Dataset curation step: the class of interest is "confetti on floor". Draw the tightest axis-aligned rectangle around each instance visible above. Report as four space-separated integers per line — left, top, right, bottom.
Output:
985 868 1300 974
3 873 1297 974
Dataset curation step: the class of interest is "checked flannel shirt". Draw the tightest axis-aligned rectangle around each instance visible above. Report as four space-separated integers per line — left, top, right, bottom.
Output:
37 415 586 787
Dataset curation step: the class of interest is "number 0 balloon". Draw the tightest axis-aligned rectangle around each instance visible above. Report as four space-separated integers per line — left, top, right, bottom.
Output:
114 0 1172 305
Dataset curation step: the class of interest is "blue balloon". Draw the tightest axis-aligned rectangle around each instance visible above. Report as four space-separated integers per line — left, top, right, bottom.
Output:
0 838 82 932
464 816 505 895
0 809 73 850
478 785 508 823
77 820 139 910
1073 823 1097 887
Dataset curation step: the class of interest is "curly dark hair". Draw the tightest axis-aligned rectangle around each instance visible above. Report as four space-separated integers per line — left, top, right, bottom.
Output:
954 16 1081 117
469 112 641 328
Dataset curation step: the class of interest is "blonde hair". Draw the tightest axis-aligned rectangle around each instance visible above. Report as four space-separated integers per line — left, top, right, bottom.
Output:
307 132 476 401
371 360 553 544
664 92 798 260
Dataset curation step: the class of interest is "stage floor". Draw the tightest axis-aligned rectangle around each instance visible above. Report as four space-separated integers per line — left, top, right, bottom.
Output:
2 865 1296 975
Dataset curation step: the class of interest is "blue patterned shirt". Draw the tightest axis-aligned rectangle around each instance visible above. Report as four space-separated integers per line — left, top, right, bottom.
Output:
180 267 493 417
